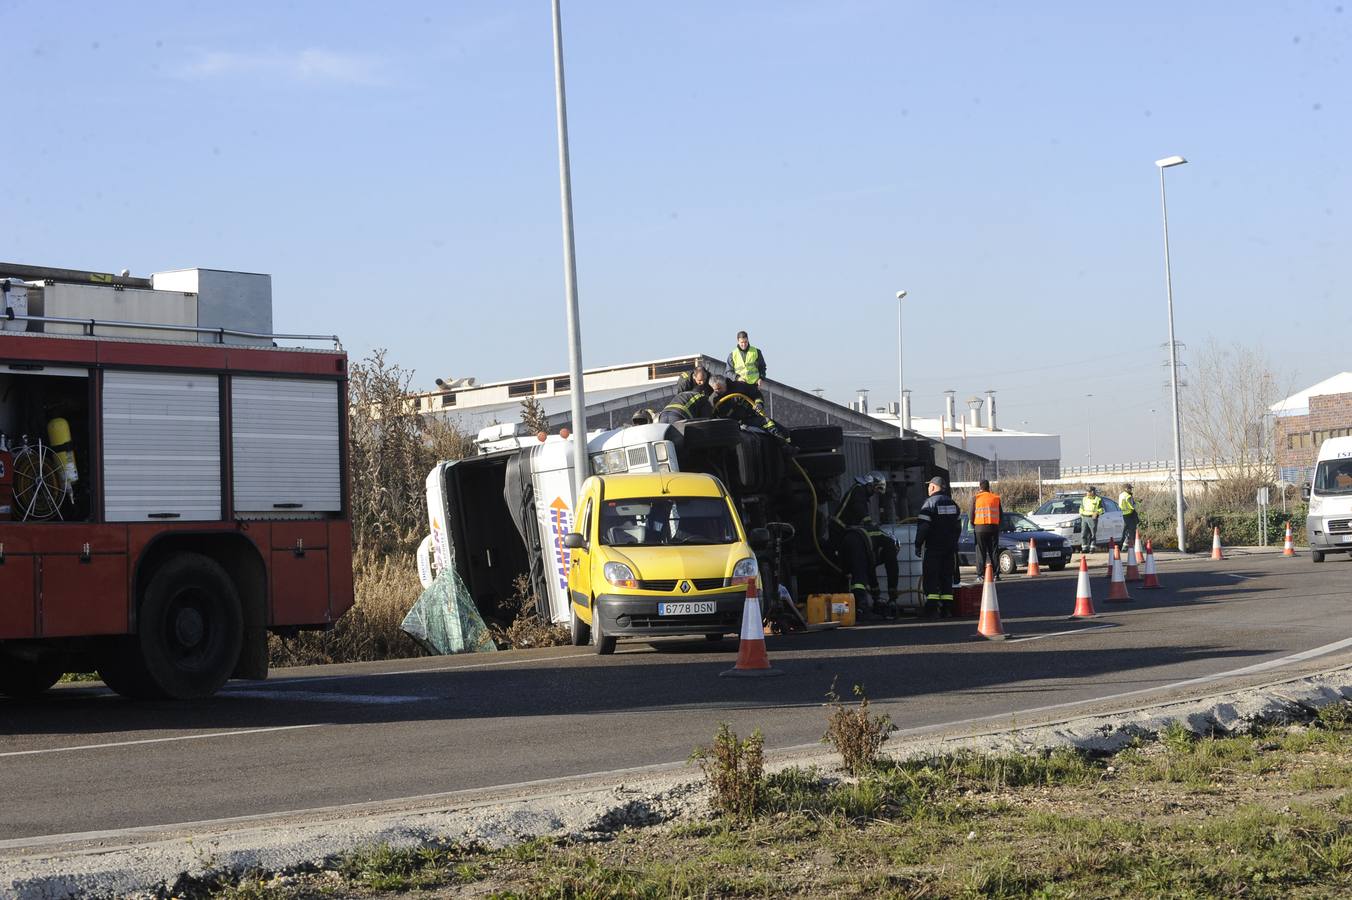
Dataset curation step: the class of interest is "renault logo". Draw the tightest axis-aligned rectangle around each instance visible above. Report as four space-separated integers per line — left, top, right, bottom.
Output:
680 580 691 593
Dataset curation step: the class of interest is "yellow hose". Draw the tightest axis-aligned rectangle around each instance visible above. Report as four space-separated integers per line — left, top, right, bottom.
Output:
790 457 842 573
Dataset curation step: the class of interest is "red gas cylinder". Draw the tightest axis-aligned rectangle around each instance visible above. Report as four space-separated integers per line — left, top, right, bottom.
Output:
0 448 13 520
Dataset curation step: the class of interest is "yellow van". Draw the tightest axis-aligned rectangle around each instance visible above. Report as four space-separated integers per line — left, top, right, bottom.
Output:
562 472 759 654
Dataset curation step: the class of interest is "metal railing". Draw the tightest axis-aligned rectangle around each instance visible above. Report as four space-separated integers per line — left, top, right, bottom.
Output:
1059 457 1240 476
2 311 341 349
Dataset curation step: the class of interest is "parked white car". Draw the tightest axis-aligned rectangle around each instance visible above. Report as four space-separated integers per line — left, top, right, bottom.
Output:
1027 492 1126 549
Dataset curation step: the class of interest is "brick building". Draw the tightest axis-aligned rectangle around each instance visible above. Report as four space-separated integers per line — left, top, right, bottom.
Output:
1271 372 1352 484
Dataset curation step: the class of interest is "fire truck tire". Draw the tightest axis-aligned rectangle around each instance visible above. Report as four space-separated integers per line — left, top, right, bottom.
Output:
787 425 844 452
795 451 847 480
106 553 244 700
570 607 591 646
593 608 617 655
0 655 65 699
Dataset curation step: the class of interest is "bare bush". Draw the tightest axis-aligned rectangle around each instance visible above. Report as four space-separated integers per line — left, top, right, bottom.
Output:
691 723 765 821
492 574 570 649
822 680 893 775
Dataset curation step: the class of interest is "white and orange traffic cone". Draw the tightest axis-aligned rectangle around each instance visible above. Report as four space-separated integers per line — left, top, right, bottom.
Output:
1105 546 1132 602
720 582 784 678
1027 537 1041 577
1283 522 1296 557
1141 539 1162 589
1124 541 1141 582
1211 526 1224 560
1104 538 1119 576
1133 533 1144 564
1069 553 1097 619
976 563 1007 640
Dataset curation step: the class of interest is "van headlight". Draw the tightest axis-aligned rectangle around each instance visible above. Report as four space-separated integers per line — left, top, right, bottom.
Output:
603 562 637 588
730 557 758 587
1309 496 1323 515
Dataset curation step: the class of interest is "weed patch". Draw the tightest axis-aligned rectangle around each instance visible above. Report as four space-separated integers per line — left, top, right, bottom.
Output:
691 722 765 821
822 680 893 775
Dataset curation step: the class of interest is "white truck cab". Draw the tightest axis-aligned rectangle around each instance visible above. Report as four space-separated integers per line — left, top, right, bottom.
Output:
1306 436 1352 563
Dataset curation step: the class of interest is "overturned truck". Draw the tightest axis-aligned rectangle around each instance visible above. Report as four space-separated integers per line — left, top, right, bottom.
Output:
421 417 947 635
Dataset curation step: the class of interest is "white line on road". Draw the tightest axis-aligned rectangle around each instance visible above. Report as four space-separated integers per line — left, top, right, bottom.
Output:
257 651 590 688
0 724 324 759
1006 624 1118 644
220 689 429 705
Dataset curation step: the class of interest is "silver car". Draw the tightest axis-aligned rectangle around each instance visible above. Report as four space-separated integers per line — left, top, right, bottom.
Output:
1027 492 1126 548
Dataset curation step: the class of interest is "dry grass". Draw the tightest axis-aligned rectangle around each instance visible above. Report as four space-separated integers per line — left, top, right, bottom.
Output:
490 574 570 649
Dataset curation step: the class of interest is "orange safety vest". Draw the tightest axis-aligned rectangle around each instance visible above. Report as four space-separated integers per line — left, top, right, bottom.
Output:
973 491 1002 527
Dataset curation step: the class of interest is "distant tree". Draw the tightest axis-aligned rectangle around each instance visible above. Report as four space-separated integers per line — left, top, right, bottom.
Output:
520 395 549 435
1181 340 1288 486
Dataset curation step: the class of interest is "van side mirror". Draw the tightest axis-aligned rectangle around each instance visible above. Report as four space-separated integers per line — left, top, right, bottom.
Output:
1301 484 1311 501
563 532 587 550
748 527 771 550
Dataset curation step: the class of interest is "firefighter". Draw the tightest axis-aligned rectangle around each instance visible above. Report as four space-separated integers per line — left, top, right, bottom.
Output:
916 475 962 619
657 389 713 424
834 472 900 619
1079 486 1104 554
971 478 1003 579
673 365 712 397
708 376 788 440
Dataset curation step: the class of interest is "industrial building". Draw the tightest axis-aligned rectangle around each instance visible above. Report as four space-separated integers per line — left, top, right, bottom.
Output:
1272 372 1352 485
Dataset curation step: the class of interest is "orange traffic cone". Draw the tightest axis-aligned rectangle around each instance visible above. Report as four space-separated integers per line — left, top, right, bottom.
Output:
1027 537 1041 577
1141 539 1162 589
1124 542 1141 582
1133 533 1144 564
1069 553 1097 618
976 563 1007 640
1105 546 1132 602
1283 522 1296 557
720 582 784 678
1104 538 1119 576
1211 526 1224 560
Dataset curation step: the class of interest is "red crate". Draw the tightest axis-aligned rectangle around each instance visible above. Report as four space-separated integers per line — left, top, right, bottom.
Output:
955 583 982 618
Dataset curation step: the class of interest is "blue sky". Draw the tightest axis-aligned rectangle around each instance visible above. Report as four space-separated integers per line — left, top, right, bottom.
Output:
3 1 1348 464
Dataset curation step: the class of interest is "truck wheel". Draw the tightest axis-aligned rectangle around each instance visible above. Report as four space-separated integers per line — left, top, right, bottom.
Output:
998 551 1017 576
105 554 244 700
676 418 740 450
871 438 915 464
0 655 66 699
795 452 846 479
593 606 617 655
570 607 591 646
1313 550 1325 563
787 425 844 452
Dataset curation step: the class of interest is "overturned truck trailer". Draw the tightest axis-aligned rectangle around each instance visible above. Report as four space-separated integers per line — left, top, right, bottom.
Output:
421 418 946 629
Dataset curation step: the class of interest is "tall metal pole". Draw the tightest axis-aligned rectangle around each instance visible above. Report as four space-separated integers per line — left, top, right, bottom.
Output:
1158 159 1188 552
896 290 907 435
551 0 588 496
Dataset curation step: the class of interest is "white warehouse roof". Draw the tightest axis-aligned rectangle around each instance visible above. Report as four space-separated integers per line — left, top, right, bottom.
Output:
1270 372 1352 417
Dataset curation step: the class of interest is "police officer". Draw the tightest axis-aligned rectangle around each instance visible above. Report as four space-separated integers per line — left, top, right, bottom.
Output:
657 389 713 424
971 478 1004 579
916 476 962 618
708 376 788 440
834 473 900 619
1080 486 1104 554
726 331 766 386
1118 483 1139 552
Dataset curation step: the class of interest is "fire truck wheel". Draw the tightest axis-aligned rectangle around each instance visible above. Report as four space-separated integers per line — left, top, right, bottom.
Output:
570 607 591 646
137 553 244 699
593 609 617 655
0 654 66 699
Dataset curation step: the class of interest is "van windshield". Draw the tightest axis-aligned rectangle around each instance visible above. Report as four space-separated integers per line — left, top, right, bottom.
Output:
599 496 738 546
1314 459 1352 495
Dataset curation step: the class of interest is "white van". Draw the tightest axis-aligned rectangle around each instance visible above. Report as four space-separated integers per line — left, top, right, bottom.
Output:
1306 436 1352 563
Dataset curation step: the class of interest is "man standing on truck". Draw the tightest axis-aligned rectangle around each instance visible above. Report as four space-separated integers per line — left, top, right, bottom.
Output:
971 479 1003 579
833 473 900 619
726 331 766 386
1080 486 1104 554
916 476 962 618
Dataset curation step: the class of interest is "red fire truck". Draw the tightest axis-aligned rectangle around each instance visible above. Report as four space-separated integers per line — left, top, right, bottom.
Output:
0 263 353 700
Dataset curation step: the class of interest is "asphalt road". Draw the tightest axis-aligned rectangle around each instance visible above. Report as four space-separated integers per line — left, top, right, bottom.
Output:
2 549 1350 844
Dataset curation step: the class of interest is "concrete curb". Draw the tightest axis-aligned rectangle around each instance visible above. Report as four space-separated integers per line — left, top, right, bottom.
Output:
6 664 1352 899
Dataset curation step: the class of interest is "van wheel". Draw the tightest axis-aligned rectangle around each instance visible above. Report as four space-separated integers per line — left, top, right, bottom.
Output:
0 655 66 699
593 610 617 655
570 607 591 646
1313 550 1325 563
102 553 243 700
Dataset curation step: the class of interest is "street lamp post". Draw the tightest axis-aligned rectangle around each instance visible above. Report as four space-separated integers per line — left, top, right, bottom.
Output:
551 0 588 495
896 290 908 434
1156 154 1189 552
1085 393 1094 467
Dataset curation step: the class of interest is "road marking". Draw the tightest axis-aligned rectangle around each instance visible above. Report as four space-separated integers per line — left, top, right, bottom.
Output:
220 689 429 705
0 724 324 759
258 651 589 687
1006 624 1117 643
1222 573 1249 580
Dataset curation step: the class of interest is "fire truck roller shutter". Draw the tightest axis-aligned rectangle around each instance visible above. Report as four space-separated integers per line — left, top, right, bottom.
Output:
231 377 342 515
